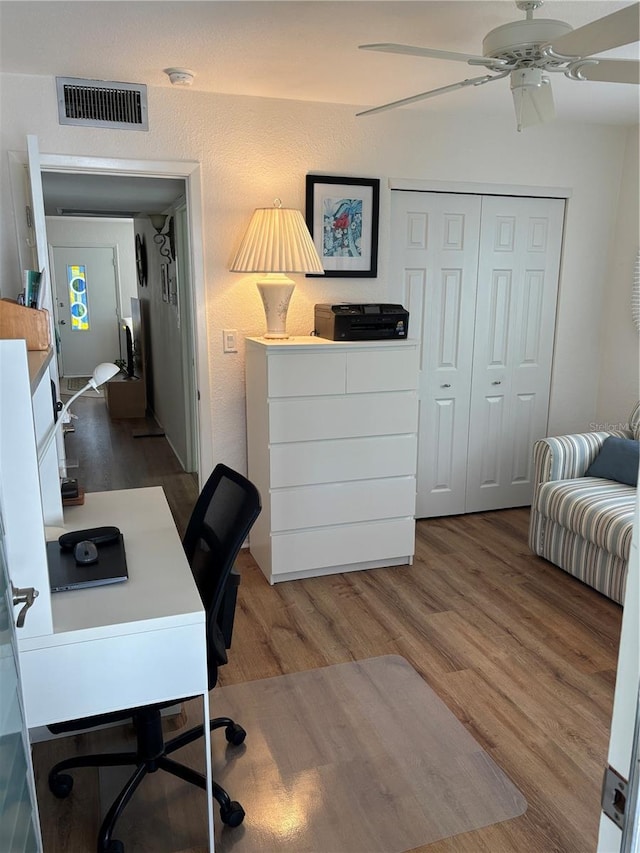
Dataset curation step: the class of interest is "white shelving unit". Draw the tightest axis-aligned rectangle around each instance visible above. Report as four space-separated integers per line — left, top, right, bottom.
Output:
245 336 420 584
0 340 61 640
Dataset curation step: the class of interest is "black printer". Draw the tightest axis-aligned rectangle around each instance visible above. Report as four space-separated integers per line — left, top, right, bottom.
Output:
314 304 409 341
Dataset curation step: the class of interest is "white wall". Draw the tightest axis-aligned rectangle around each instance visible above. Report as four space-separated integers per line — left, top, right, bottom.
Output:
596 126 640 428
133 214 190 470
0 72 635 475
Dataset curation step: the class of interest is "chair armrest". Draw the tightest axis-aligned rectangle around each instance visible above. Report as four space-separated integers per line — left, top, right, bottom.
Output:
532 430 631 485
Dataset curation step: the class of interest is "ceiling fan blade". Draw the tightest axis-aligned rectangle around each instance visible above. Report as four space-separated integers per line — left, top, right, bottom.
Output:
575 58 640 84
356 73 505 117
544 2 640 59
359 43 506 69
512 79 555 132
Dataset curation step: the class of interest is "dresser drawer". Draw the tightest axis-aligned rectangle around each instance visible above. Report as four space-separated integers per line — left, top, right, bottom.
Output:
270 434 418 488
269 392 418 442
268 351 345 397
272 517 415 575
271 477 416 531
346 347 419 393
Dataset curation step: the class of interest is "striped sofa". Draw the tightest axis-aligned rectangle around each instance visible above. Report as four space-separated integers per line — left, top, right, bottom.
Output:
529 404 639 604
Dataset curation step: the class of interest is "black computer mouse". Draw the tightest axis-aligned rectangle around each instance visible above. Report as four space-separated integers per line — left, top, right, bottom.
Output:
74 540 99 566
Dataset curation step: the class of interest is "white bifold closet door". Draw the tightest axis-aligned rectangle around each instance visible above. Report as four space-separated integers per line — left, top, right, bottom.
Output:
391 191 564 518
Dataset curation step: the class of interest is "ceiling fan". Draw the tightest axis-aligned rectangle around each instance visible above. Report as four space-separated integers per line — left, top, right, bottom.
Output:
357 0 640 131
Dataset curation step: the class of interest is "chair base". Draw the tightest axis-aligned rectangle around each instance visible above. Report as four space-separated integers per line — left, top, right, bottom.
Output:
49 711 246 853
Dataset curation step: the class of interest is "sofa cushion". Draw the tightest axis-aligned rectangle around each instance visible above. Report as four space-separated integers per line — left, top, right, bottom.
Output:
585 437 639 486
535 477 635 561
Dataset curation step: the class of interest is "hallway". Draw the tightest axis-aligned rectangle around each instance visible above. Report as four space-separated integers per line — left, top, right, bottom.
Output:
63 394 198 537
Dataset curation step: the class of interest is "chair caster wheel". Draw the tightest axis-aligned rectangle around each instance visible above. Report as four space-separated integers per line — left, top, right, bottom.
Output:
220 800 245 827
225 722 246 746
49 772 73 799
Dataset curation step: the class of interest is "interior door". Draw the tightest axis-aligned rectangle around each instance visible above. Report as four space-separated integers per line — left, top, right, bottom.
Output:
0 533 43 852
392 190 564 518
465 196 564 512
26 137 53 318
392 192 482 517
25 135 68 474
51 245 120 377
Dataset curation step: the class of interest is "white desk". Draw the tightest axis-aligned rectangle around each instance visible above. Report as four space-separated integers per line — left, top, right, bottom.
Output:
19 487 215 853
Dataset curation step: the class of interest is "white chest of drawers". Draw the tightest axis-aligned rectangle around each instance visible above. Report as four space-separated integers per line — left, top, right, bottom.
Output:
245 336 419 583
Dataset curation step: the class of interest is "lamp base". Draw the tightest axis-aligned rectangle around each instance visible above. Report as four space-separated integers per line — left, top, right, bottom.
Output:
256 274 295 339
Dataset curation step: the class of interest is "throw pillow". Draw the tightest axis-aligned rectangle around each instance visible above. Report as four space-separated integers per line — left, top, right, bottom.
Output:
585 437 639 487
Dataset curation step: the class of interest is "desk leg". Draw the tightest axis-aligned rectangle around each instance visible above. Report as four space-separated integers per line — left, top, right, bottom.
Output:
202 690 215 853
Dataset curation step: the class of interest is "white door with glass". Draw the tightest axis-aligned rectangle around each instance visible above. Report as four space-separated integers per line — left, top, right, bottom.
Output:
391 191 564 517
0 533 43 852
51 245 120 377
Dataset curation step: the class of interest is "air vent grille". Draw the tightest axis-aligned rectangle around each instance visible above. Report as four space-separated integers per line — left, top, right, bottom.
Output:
56 77 148 131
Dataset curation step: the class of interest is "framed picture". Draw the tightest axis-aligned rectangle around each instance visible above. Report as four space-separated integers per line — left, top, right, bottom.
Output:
135 233 147 287
305 175 380 277
161 264 169 302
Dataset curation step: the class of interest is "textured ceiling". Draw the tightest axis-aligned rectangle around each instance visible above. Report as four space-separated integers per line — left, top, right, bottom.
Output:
1 1 638 125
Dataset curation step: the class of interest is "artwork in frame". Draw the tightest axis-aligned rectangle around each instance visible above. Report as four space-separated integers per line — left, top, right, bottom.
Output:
135 233 147 287
161 264 169 303
305 175 380 277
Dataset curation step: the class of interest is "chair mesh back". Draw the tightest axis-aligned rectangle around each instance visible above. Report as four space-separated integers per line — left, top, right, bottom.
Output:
182 464 261 687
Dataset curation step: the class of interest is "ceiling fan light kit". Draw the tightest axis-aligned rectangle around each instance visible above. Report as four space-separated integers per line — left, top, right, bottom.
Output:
511 69 554 131
357 0 640 131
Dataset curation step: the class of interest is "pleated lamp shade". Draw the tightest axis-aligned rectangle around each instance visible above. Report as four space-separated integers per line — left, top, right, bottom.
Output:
230 202 324 339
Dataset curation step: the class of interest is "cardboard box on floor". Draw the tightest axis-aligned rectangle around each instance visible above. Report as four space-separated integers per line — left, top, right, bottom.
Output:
104 374 146 418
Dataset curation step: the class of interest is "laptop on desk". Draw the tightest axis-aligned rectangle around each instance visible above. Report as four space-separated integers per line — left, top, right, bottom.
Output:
47 535 129 592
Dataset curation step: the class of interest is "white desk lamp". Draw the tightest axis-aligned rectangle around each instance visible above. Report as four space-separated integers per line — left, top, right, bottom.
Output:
230 199 324 339
38 362 119 464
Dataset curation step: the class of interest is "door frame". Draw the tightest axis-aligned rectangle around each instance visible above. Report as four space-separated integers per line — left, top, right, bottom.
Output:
389 177 573 199
8 147 212 487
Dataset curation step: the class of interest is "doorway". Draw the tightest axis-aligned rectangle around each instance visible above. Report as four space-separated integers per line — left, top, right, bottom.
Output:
41 174 196 472
26 153 213 485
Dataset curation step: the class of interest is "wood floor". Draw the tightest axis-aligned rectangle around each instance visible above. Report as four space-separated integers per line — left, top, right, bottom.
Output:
60 395 199 535
33 396 622 852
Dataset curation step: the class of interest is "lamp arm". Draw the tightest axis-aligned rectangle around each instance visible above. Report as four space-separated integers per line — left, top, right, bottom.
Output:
37 381 91 464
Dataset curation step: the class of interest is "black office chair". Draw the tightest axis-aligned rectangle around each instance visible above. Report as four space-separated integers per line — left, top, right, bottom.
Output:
47 464 262 853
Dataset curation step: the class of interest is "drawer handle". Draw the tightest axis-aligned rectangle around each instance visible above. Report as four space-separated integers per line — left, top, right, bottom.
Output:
491 380 502 385
441 383 451 388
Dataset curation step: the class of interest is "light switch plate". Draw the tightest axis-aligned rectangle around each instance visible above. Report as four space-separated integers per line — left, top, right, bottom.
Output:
223 330 238 353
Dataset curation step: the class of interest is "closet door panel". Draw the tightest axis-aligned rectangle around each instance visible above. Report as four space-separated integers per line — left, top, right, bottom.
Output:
391 192 482 518
466 195 564 512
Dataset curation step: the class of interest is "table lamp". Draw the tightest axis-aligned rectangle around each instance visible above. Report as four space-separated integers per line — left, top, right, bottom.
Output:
38 362 119 463
230 199 324 339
